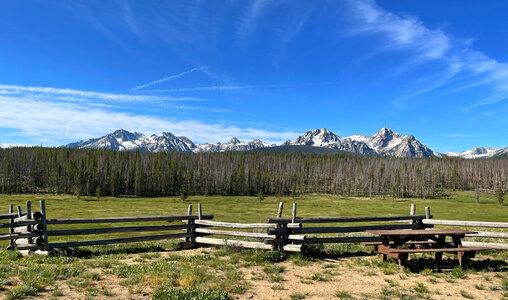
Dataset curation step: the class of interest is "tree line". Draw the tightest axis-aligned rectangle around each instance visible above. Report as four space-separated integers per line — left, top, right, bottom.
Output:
0 147 506 198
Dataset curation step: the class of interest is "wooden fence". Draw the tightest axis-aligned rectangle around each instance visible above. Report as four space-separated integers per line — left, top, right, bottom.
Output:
1 201 506 255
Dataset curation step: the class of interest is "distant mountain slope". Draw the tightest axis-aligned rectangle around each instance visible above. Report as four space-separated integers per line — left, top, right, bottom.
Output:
447 146 508 159
252 145 348 154
63 128 505 158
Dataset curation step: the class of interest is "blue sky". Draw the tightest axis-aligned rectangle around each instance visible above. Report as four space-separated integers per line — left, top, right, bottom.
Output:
0 0 507 152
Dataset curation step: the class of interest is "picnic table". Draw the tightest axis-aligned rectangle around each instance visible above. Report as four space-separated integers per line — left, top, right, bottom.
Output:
366 229 490 268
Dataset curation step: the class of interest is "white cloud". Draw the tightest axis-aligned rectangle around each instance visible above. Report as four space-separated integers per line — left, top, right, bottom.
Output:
0 95 298 145
129 67 204 91
0 83 203 102
347 0 508 109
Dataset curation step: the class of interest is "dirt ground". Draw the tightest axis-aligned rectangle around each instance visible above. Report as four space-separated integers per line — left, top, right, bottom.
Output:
19 248 507 300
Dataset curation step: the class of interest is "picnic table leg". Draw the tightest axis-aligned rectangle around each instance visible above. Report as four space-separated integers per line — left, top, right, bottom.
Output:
380 236 389 262
398 253 408 269
452 235 465 266
434 235 446 264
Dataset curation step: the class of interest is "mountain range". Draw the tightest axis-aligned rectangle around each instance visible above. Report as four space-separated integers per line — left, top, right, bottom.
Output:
63 128 507 159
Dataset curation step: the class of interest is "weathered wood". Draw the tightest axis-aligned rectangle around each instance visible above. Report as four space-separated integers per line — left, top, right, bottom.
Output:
386 247 489 253
294 236 381 244
194 237 273 250
26 201 32 244
292 203 297 223
18 250 34 256
282 244 304 253
465 231 508 239
267 215 428 224
195 228 273 239
277 202 284 218
194 220 277 229
0 232 42 241
425 207 431 219
422 219 508 228
187 205 192 217
47 224 197 236
48 232 193 249
46 215 213 224
409 204 416 224
16 244 41 250
13 212 45 222
0 212 17 220
367 229 475 236
40 200 49 251
15 220 38 226
9 204 14 248
198 203 202 220
291 224 424 234
14 224 44 233
17 206 22 218
0 223 17 229
15 237 45 246
462 241 508 250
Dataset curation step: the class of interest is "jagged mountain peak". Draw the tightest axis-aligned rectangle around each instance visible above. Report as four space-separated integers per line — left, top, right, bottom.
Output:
229 137 241 144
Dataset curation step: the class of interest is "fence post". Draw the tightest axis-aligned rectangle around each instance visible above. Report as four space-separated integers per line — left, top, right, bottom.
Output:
277 202 284 218
186 204 193 244
8 204 14 249
292 203 297 223
409 204 416 225
26 201 32 244
39 200 49 251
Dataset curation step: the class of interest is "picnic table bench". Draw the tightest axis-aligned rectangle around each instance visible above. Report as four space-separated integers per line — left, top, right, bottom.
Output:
366 229 490 268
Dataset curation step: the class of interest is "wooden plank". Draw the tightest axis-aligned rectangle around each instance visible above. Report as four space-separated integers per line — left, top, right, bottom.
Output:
15 237 45 246
0 232 42 241
282 244 303 253
410 204 416 224
465 231 508 239
47 224 197 236
16 220 38 226
425 207 431 220
40 200 49 251
0 223 17 229
48 232 193 249
462 241 508 250
14 224 44 233
385 247 489 253
0 212 17 219
422 219 508 228
46 215 213 224
16 244 41 251
26 201 32 244
194 220 277 229
277 202 284 218
194 237 273 250
14 212 43 222
9 204 14 249
292 203 297 223
198 203 202 220
294 236 381 244
367 229 476 236
291 224 423 234
267 215 428 224
195 228 273 239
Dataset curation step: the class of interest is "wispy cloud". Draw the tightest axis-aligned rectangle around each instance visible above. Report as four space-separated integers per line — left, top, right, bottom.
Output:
0 83 203 102
346 0 508 109
236 0 271 41
0 94 298 145
148 85 253 92
130 67 204 91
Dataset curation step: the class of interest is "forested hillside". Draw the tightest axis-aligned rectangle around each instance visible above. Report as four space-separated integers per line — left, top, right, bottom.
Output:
0 147 506 198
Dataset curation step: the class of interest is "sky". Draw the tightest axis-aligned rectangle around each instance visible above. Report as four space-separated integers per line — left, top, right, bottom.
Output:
0 0 507 153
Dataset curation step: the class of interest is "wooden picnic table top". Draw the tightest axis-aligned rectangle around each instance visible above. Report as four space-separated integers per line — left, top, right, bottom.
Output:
366 229 477 236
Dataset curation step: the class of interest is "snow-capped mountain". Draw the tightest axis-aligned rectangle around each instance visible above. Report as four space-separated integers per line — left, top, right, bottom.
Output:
63 128 505 158
195 138 272 152
64 130 271 153
65 129 196 152
284 127 440 157
446 147 508 159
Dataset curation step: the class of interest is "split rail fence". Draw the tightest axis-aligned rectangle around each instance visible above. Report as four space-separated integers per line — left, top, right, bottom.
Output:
1 201 506 255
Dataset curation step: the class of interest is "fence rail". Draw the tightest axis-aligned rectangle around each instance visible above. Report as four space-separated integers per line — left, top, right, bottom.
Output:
2 201 506 255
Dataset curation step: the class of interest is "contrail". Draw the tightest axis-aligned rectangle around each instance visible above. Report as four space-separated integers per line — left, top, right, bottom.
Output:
129 67 203 91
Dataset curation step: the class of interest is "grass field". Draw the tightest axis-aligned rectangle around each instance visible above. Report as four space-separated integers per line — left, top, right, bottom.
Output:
0 190 506 299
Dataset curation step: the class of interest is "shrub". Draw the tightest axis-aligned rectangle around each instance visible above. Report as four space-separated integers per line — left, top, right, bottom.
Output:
496 189 504 205
152 287 230 300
